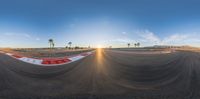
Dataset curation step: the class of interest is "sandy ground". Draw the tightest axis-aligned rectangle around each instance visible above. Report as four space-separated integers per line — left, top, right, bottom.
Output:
0 48 94 58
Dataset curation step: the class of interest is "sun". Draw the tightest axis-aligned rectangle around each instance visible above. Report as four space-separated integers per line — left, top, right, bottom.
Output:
97 45 102 48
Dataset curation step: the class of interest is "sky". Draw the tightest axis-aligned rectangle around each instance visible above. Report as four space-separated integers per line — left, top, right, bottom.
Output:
0 0 200 48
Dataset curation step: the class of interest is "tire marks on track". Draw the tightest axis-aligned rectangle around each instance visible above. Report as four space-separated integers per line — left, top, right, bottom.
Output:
1 50 200 98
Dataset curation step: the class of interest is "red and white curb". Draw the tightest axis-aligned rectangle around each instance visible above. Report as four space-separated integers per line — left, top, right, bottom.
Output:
4 52 93 66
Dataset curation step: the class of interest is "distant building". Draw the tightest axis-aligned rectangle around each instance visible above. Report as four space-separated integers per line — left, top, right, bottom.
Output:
153 45 187 48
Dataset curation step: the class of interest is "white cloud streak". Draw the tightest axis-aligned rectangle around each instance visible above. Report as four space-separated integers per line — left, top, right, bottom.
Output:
137 30 161 43
109 30 200 47
3 32 42 41
4 32 31 38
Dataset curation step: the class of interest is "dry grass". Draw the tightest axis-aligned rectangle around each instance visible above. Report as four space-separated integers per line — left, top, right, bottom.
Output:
0 48 94 58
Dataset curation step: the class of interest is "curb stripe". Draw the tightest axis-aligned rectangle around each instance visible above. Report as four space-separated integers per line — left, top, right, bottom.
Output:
4 51 93 66
68 55 85 61
19 57 43 65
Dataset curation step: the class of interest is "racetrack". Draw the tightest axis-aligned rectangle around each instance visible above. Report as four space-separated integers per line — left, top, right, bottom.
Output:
0 49 200 99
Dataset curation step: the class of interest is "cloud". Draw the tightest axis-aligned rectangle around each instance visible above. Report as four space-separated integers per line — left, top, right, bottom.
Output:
69 24 75 28
109 30 160 46
162 34 188 44
122 32 127 35
163 33 200 46
133 30 200 46
108 30 200 47
2 32 42 42
4 33 31 38
36 37 40 41
137 30 161 43
109 38 135 43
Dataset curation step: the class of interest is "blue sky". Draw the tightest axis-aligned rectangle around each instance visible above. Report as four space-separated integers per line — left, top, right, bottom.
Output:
0 0 200 48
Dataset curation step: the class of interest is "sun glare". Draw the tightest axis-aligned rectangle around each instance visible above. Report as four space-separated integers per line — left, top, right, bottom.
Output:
97 45 102 48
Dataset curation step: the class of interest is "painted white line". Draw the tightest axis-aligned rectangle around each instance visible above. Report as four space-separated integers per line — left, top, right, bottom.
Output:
85 52 92 55
6 53 13 56
161 51 172 54
68 55 85 62
4 51 94 66
19 57 43 65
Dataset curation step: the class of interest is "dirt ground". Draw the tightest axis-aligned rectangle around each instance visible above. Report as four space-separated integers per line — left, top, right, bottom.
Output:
0 48 94 58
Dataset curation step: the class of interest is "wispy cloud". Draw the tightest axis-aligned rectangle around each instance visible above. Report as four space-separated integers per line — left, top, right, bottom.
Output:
162 34 188 44
163 33 200 46
109 30 200 47
69 24 76 28
140 31 200 46
122 32 127 35
109 38 135 43
137 30 161 43
4 32 31 38
0 32 43 47
2 32 41 42
36 37 40 41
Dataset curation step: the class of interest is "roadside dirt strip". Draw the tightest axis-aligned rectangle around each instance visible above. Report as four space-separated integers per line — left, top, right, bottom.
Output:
4 51 93 66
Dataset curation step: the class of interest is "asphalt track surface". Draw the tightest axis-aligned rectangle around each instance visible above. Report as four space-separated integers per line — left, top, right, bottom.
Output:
0 49 200 99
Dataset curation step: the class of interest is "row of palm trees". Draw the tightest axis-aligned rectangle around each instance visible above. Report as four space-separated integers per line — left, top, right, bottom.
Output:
49 39 140 49
48 39 55 49
127 42 140 48
48 39 72 49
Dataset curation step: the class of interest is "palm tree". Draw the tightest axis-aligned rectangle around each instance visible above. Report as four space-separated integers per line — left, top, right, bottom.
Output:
137 42 140 47
52 42 55 48
48 39 54 57
127 43 130 48
68 42 72 49
134 43 137 47
48 39 54 49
